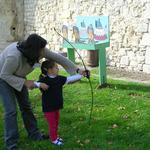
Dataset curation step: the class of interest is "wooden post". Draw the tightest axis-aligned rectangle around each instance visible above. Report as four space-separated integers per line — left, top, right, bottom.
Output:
67 48 75 63
98 46 107 86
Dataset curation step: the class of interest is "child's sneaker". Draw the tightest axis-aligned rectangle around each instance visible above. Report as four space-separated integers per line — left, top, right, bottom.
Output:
57 137 63 142
52 139 63 146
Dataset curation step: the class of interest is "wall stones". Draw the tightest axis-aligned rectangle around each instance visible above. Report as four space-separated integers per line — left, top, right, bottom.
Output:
1 0 149 73
0 0 15 42
145 48 150 64
140 34 150 46
0 0 24 43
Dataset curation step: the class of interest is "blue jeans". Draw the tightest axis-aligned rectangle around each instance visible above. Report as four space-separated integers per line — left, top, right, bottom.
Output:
0 79 40 150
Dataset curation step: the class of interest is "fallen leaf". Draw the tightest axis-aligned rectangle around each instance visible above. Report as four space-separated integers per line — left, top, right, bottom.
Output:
118 106 125 110
84 139 90 144
108 141 113 145
122 114 129 120
112 124 118 128
134 110 138 113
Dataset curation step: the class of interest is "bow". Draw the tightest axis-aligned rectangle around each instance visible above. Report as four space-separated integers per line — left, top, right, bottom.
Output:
54 28 94 125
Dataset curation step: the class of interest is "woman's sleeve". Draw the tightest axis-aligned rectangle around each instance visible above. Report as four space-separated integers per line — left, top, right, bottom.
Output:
0 56 25 91
44 48 78 75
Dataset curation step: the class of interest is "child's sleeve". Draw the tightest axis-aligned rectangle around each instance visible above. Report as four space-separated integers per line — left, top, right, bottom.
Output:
66 74 83 84
34 81 41 88
34 76 46 88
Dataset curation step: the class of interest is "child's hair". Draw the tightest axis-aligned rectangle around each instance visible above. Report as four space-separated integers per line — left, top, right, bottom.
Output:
39 59 55 80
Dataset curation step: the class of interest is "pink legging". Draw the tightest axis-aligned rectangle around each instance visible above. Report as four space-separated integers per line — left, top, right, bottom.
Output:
44 110 60 141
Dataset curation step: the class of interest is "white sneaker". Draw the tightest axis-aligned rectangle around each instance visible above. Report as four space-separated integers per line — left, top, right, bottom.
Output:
52 139 63 146
57 137 63 142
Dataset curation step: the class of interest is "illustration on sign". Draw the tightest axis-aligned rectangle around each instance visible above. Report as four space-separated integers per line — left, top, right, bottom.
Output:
62 16 109 44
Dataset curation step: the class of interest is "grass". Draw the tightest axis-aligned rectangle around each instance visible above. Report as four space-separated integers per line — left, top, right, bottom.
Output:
0 68 150 150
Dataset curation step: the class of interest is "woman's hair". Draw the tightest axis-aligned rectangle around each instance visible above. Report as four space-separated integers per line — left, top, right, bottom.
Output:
39 59 55 81
17 34 47 66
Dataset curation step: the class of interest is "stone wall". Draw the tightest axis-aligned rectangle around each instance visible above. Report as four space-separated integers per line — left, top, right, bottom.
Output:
15 0 150 73
0 0 24 44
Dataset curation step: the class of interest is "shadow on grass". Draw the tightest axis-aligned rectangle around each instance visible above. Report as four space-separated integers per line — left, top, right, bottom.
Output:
101 82 150 93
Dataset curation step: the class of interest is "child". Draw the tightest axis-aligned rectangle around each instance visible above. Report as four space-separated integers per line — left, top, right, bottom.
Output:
34 60 84 146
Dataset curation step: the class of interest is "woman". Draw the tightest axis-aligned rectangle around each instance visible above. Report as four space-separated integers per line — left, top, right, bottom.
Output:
0 34 84 150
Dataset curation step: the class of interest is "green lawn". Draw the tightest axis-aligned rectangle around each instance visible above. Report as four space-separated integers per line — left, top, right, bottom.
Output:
0 68 150 150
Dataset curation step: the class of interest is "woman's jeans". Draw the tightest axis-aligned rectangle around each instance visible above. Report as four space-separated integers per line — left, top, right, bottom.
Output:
0 79 40 150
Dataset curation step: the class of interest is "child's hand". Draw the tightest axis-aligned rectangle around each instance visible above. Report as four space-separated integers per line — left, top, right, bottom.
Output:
79 69 90 78
84 70 90 78
40 83 49 91
77 69 90 78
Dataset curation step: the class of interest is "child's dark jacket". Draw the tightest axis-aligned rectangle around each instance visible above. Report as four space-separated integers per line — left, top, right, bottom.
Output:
39 75 67 112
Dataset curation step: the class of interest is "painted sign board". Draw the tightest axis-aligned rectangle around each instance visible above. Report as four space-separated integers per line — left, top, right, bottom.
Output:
62 16 109 44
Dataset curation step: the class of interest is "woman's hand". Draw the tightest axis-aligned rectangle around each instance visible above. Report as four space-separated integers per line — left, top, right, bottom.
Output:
39 83 49 91
24 80 35 89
